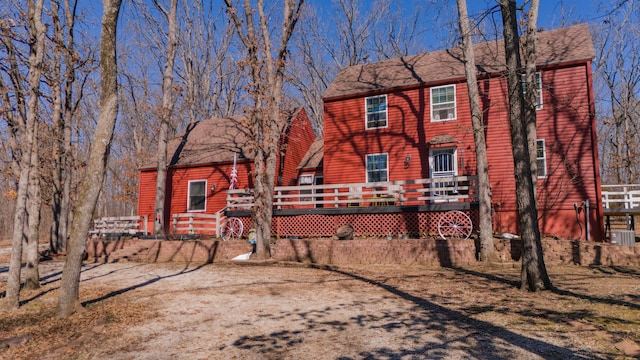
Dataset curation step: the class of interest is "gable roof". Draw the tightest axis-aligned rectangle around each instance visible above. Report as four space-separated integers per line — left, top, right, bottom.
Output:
297 138 323 170
159 115 253 168
140 108 311 170
323 24 594 100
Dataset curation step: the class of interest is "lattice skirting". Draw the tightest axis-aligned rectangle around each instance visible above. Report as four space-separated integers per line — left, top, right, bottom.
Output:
233 210 479 238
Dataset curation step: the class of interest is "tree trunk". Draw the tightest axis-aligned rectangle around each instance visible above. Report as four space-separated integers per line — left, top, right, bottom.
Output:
23 137 42 290
4 0 46 310
153 0 179 235
499 0 551 292
524 0 539 188
224 0 304 258
456 0 495 261
57 0 122 317
49 0 77 254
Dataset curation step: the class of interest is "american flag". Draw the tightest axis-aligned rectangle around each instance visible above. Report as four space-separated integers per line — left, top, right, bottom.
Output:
229 153 238 190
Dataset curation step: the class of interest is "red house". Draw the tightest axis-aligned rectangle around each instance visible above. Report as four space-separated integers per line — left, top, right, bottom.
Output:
137 108 316 234
136 24 603 241
321 24 603 240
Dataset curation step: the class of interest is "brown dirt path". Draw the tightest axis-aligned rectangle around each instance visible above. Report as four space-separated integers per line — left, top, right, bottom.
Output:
1 246 640 359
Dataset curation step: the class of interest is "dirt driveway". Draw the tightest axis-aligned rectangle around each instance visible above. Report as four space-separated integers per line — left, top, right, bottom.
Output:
1 256 640 359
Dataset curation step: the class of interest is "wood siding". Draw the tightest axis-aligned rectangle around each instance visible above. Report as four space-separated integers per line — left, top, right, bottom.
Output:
280 108 317 186
324 62 603 240
137 109 317 235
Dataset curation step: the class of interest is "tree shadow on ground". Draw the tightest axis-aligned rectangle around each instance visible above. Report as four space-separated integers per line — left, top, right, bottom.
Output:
5 261 207 309
450 266 640 310
231 265 597 359
81 263 207 307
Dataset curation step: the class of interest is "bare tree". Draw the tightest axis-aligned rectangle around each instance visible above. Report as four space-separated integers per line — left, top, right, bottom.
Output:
151 0 178 235
224 0 304 259
455 0 494 261
523 0 540 189
49 0 80 254
176 0 239 122
2 0 46 309
57 0 123 317
499 0 551 292
370 0 431 59
594 1 640 184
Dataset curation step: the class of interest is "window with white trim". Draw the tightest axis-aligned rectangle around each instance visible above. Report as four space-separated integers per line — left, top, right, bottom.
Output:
188 180 206 211
299 174 314 202
430 85 456 121
429 148 458 199
521 72 543 110
365 95 387 129
366 153 388 183
536 139 547 178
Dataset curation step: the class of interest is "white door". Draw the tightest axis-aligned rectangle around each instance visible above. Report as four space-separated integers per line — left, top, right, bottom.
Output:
429 148 457 201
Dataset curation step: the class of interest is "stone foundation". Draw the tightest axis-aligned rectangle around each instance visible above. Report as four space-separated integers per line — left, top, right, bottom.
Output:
85 236 640 267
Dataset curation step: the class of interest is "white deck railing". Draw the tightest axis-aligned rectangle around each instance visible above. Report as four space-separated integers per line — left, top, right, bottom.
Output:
226 176 478 210
172 210 225 236
90 215 148 236
602 184 640 209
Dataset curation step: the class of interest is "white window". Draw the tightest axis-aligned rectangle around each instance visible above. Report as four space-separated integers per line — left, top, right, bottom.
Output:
536 139 547 178
430 85 456 121
429 148 458 199
521 72 543 110
188 180 206 211
366 153 388 183
299 174 314 201
365 95 387 129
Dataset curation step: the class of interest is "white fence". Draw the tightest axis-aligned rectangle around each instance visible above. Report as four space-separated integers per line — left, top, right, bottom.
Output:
227 176 478 210
601 184 640 209
172 210 225 236
90 215 148 236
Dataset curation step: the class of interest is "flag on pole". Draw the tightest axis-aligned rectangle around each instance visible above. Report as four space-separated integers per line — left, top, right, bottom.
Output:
229 153 238 190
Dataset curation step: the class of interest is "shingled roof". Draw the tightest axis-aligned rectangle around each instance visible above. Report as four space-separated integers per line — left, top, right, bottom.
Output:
297 138 323 170
157 115 253 169
323 24 594 99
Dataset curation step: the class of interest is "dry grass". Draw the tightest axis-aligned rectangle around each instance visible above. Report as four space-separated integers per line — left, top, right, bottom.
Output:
1 241 639 359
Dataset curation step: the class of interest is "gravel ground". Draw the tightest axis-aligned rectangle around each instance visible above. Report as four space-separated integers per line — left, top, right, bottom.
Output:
1 248 640 359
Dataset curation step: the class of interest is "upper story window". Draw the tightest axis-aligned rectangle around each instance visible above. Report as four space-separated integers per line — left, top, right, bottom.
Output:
536 139 547 178
521 72 543 110
430 85 456 121
188 180 206 212
365 95 387 129
366 153 388 183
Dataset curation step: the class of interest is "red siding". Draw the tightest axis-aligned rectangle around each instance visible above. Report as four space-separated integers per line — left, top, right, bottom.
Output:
280 108 317 186
138 162 255 234
324 63 603 240
324 82 476 185
137 108 316 235
137 169 158 232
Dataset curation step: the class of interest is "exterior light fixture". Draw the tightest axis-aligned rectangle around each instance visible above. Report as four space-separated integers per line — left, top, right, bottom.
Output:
404 154 411 168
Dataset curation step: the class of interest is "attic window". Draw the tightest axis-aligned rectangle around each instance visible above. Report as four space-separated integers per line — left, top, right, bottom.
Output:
365 95 388 129
431 85 456 121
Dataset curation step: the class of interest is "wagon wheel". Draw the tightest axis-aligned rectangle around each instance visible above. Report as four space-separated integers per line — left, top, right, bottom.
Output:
221 217 244 241
437 210 473 240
